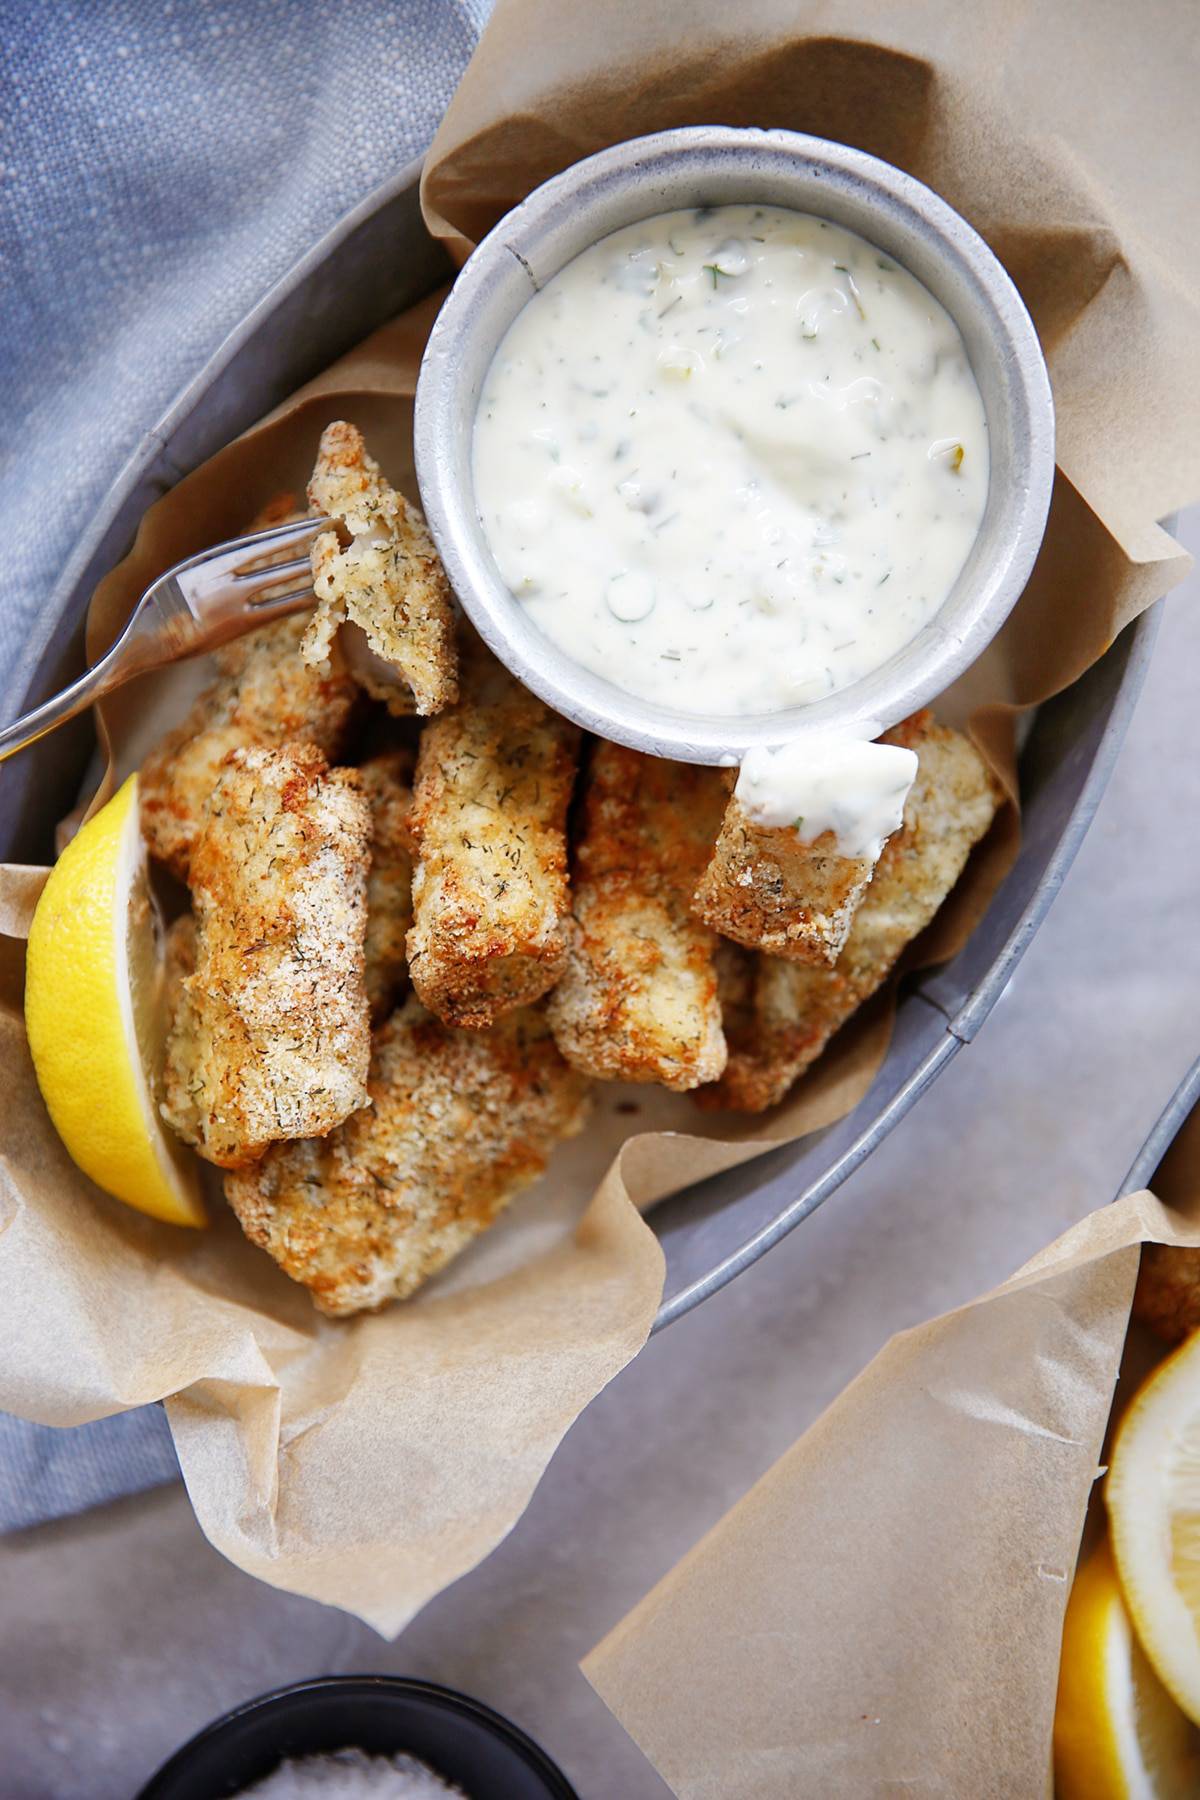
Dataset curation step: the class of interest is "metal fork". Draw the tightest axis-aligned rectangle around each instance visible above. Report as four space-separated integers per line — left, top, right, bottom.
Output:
0 514 331 764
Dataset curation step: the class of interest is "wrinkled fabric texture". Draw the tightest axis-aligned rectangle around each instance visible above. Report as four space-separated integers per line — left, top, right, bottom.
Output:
0 0 490 1530
0 0 490 687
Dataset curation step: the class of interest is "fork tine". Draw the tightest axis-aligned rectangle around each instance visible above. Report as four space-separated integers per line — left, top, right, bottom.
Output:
227 513 331 574
244 584 316 619
232 552 315 586
175 513 330 583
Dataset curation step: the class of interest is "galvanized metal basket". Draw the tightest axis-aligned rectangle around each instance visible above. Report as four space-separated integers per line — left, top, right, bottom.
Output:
0 158 1160 1330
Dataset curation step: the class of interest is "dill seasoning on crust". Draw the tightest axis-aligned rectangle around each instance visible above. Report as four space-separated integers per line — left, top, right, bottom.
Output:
405 646 580 1030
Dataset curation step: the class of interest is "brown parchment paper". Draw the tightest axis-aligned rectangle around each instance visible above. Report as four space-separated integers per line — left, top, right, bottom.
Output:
0 0 1197 1633
583 1181 1200 1800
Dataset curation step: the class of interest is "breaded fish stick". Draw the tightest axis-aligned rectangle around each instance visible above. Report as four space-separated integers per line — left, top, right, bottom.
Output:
162 743 371 1168
140 496 359 879
305 421 458 716
406 652 580 1029
703 714 1002 1113
548 743 729 1091
695 789 877 966
1133 1246 1200 1345
693 737 917 965
359 749 415 1024
224 998 591 1316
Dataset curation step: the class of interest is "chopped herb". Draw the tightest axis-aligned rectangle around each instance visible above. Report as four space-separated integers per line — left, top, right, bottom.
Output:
850 451 872 460
836 267 867 319
658 294 683 318
702 263 722 288
877 571 892 586
871 337 881 351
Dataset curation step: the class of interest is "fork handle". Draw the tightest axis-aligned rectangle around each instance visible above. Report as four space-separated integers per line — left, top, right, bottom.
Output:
0 636 139 766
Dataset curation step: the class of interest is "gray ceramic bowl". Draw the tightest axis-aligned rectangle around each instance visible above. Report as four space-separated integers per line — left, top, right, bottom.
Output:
415 126 1055 762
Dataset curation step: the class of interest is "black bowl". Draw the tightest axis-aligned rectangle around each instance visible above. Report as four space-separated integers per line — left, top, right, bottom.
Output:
136 1675 579 1799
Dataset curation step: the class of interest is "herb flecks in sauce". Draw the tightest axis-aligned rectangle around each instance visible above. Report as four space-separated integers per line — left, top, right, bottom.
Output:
474 204 989 718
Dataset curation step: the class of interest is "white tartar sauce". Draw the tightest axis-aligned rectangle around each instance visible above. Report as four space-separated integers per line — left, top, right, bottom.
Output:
473 203 989 718
736 734 918 860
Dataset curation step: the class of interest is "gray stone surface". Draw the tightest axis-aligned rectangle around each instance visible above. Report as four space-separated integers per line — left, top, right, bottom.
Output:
1 512 1197 1800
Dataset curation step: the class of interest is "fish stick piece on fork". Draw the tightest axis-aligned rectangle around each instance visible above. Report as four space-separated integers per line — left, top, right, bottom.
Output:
139 494 359 880
359 748 415 1024
406 652 580 1029
693 737 918 965
305 421 458 716
224 998 591 1316
162 743 371 1168
703 713 1002 1113
548 743 729 1091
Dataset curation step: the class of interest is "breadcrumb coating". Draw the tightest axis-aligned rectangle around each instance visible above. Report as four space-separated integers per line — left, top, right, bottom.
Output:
224 997 591 1316
139 496 358 880
359 749 415 1024
694 779 880 965
161 744 371 1168
159 913 200 1145
1133 1244 1200 1345
406 650 580 1029
548 742 729 1091
305 421 458 716
340 622 418 717
702 713 1001 1113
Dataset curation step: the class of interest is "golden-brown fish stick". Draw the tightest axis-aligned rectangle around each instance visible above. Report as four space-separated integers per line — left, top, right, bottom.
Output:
360 749 415 1024
162 743 371 1168
305 421 458 716
703 714 1001 1112
159 913 200 1142
406 655 580 1029
694 781 880 966
548 743 729 1091
140 497 359 879
224 998 591 1316
1133 1245 1200 1345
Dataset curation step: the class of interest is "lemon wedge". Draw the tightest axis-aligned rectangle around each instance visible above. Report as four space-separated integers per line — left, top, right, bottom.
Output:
24 773 205 1227
1054 1539 1198 1798
1108 1328 1200 1728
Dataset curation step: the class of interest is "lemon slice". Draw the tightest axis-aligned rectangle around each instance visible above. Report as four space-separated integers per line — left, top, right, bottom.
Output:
1054 1539 1198 1798
1108 1328 1200 1727
24 773 205 1227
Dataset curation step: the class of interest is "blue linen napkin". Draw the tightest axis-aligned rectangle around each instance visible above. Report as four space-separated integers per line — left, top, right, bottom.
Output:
0 0 491 1532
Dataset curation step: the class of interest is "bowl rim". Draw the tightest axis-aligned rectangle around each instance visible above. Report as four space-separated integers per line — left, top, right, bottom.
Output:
415 124 1056 762
135 1673 579 1799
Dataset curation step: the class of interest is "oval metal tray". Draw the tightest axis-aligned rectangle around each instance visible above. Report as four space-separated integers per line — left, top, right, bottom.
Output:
1122 1057 1200 1196
0 157 1159 1329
